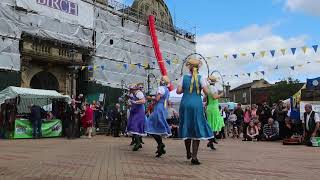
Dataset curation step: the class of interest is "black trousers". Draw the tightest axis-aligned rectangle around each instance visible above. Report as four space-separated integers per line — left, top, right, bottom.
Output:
151 134 163 146
113 120 121 137
67 120 76 139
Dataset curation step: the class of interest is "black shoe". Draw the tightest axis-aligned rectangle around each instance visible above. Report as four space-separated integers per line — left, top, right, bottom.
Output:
186 152 192 160
242 139 247 141
212 138 218 144
130 141 135 146
132 143 141 151
208 142 216 150
155 144 166 158
191 159 201 165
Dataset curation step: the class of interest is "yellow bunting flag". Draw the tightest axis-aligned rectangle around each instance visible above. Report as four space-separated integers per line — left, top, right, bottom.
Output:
116 64 122 69
302 46 308 54
298 64 304 67
280 49 286 55
224 54 228 59
316 60 320 63
241 53 247 57
207 57 212 60
93 66 97 70
81 66 86 71
130 64 136 69
260 51 266 58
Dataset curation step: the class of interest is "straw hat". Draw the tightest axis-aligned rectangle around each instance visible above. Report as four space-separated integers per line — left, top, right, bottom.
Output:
128 84 137 90
208 75 218 83
161 76 170 85
186 58 201 67
136 83 144 88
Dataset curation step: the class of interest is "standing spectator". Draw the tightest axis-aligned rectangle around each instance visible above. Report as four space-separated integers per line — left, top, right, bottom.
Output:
111 103 123 137
91 101 100 132
274 101 288 139
75 94 84 110
243 106 251 140
223 107 230 137
234 104 244 138
29 104 45 139
251 104 258 119
257 102 271 126
219 106 227 139
228 110 238 138
302 104 320 146
262 118 279 141
81 104 94 139
244 121 259 141
271 103 277 117
167 102 179 138
65 99 80 139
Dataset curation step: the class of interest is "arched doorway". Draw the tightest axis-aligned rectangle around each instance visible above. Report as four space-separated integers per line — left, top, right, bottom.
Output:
30 71 59 91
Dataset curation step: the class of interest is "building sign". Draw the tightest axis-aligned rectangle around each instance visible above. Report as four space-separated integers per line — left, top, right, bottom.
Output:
37 0 78 16
16 0 93 28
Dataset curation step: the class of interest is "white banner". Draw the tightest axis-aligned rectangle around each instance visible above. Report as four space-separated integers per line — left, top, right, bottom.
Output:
300 101 320 114
16 0 94 28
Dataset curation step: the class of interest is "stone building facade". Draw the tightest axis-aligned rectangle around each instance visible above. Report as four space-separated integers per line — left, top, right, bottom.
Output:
0 0 195 98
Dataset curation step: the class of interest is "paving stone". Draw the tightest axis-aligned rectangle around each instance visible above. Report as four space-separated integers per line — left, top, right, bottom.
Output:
0 136 319 180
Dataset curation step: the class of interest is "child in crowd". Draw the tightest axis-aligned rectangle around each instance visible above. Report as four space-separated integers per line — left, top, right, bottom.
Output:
228 110 238 138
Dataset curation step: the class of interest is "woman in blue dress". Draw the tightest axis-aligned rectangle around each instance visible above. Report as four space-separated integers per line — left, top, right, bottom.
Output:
127 85 147 151
146 76 172 158
177 58 214 165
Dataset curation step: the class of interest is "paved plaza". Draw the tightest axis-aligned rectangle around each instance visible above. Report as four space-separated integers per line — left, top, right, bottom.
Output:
0 136 319 180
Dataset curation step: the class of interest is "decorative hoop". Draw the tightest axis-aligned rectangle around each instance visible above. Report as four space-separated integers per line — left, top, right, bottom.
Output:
180 53 210 78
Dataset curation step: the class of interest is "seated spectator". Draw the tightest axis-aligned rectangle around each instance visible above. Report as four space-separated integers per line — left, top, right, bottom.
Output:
243 121 259 141
256 121 263 141
262 118 280 141
284 117 294 138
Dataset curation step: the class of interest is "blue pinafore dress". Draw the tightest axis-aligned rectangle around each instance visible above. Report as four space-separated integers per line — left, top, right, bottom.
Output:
146 86 172 137
179 75 214 140
126 93 147 136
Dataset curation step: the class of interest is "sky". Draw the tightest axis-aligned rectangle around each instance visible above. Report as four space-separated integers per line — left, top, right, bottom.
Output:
120 0 320 88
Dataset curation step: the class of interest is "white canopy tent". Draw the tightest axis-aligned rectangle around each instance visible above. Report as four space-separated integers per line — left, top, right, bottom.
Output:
0 86 70 113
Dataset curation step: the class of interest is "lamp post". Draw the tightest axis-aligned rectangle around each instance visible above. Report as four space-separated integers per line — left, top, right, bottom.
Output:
68 48 77 96
144 64 156 96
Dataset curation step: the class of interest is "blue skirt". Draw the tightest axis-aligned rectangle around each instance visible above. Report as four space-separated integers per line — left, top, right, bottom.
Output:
145 102 172 137
179 95 214 140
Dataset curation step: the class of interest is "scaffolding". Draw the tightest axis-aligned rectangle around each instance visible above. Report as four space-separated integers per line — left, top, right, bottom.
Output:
106 0 196 42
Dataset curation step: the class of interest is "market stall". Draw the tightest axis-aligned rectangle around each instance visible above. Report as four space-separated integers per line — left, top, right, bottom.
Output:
0 86 70 139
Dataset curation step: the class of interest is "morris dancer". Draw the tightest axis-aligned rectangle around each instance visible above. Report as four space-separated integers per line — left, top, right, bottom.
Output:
146 76 172 158
127 84 147 151
205 76 225 150
177 58 214 165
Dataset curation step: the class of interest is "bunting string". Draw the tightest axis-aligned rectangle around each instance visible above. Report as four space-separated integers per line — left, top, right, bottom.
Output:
204 44 318 60
221 60 320 79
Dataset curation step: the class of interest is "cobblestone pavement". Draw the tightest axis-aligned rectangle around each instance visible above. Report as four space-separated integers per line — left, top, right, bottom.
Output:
0 136 319 180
